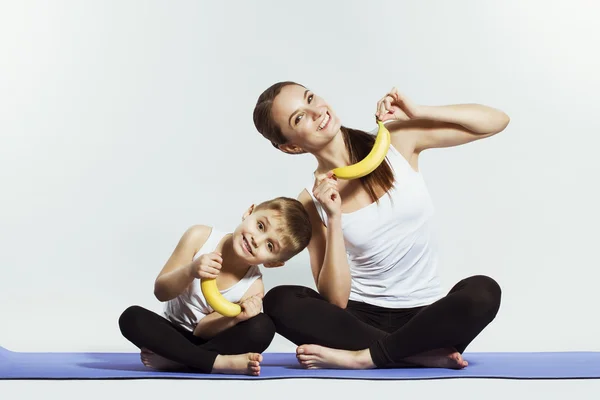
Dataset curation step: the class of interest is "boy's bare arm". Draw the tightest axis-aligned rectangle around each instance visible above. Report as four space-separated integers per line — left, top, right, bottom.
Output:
154 225 211 301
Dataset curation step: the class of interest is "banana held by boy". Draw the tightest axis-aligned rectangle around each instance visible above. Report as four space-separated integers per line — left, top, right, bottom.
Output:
201 279 242 317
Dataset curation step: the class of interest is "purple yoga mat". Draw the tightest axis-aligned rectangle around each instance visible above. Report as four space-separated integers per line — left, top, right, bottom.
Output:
1 346 600 380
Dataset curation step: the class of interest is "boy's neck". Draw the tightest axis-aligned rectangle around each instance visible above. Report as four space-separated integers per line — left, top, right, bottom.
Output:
220 234 253 274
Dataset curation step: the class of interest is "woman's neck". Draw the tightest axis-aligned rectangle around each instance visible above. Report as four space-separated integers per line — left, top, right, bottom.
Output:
313 130 351 175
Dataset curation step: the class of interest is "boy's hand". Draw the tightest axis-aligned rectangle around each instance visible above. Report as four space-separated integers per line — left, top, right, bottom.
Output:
235 295 263 322
190 252 222 280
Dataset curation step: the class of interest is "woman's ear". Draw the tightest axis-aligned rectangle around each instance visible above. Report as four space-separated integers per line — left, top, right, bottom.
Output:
278 143 306 155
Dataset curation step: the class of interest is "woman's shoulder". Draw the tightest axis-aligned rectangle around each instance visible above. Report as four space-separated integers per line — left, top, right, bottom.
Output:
298 188 320 215
298 187 313 203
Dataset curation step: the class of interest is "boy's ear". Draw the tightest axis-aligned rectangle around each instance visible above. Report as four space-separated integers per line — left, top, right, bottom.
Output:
263 261 285 268
242 204 255 220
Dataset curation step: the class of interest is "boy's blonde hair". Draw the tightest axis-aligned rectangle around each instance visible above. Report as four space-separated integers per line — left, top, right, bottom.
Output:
254 197 312 260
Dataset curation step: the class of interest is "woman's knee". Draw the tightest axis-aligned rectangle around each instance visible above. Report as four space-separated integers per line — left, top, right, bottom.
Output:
462 275 502 319
263 285 308 317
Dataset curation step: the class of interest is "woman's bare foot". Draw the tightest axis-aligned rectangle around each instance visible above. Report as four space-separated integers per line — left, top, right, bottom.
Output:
295 344 376 370
212 353 263 376
403 348 468 369
140 348 183 371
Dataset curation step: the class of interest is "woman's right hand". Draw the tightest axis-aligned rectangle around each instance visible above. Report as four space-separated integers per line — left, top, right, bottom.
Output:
312 171 342 219
189 252 222 280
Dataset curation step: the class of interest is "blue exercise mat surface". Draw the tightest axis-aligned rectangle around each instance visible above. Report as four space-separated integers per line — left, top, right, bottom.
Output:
1 346 599 380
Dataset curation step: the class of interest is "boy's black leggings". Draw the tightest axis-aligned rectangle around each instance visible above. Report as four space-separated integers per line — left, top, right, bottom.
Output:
118 305 276 373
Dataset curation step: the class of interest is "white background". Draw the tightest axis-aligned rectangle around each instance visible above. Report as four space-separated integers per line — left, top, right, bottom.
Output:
1 0 599 398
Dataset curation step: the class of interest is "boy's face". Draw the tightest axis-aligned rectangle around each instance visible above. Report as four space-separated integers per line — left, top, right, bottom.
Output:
232 205 287 268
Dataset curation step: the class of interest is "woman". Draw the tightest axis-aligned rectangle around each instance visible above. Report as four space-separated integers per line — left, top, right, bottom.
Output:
252 82 510 370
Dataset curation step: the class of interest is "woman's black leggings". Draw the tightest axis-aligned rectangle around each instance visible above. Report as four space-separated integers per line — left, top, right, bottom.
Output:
118 305 276 373
263 275 501 368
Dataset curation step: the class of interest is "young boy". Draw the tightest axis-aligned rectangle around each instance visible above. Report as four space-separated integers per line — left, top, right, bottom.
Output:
118 197 312 376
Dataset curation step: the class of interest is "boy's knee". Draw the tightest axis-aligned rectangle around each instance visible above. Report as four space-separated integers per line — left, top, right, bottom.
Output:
118 305 144 335
244 313 276 351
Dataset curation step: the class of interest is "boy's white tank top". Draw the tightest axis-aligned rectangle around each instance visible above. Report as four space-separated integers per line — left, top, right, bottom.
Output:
163 228 262 331
307 128 443 309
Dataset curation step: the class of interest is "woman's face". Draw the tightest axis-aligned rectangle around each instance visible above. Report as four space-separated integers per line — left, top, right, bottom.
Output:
271 84 342 153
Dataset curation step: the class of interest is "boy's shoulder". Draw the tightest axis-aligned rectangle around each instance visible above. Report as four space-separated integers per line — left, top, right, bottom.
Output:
181 224 214 249
185 224 212 237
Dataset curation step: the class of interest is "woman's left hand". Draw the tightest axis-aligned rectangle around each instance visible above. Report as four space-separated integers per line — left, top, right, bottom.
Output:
376 87 422 122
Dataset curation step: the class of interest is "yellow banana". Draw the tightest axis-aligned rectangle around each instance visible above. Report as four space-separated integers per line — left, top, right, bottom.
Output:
332 120 391 180
200 278 242 317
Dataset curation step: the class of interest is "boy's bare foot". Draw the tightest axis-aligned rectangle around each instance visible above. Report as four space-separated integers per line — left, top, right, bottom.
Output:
140 348 184 371
403 348 468 369
212 353 263 376
295 344 376 370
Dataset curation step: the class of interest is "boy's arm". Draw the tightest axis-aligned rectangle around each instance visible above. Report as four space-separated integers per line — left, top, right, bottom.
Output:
193 278 264 339
154 225 212 302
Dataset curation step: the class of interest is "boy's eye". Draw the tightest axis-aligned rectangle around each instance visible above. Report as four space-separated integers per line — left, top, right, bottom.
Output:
258 222 264 231
267 242 274 252
308 94 313 103
295 114 303 125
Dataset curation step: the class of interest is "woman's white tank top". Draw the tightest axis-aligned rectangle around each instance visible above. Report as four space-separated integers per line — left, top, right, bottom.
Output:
307 133 443 308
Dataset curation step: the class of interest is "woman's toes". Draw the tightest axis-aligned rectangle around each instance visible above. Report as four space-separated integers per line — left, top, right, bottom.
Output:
297 345 316 355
